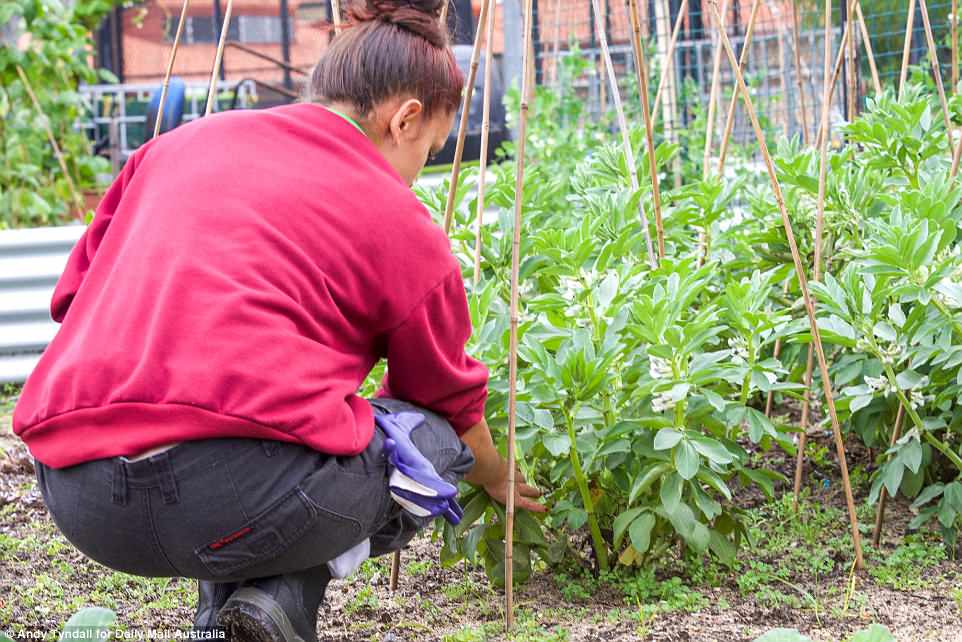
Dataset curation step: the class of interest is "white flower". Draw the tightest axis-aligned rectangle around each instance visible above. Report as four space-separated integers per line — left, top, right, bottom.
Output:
727 337 749 364
763 371 778 385
649 356 673 380
559 277 580 303
909 389 927 410
651 391 677 413
864 375 892 396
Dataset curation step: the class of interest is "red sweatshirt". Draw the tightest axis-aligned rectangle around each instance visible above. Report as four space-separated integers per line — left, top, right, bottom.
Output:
13 103 489 469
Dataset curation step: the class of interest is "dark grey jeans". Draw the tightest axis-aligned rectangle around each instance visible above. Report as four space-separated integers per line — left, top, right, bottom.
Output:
33 398 475 582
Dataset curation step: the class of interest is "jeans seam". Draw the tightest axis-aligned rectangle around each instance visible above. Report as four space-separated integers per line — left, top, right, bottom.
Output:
144 487 183 576
223 460 251 523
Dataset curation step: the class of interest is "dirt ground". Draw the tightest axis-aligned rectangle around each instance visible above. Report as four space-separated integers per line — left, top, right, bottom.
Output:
1 392 961 642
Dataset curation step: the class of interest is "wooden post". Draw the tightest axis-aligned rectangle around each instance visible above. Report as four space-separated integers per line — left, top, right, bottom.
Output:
845 0 857 120
442 0 493 235
389 551 400 591
706 0 865 570
814 19 851 151
505 0 536 627
473 0 497 285
155 0 190 138
872 404 905 547
204 0 234 116
716 0 761 175
899 0 916 100
626 0 665 265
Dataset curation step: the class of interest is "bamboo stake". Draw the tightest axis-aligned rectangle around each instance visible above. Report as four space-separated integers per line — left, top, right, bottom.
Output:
951 125 962 178
442 0 493 235
389 551 400 590
872 404 906 547
854 0 881 95
505 0 535 628
765 279 792 418
899 0 916 100
331 0 342 34
154 0 190 138
794 0 843 515
707 0 864 569
440 0 448 27
626 0 664 264
204 0 234 116
845 0 857 121
954 0 959 92
919 0 952 134
550 0 562 85
473 0 496 285
791 0 810 144
703 0 729 179
814 19 851 151
716 0 762 175
15 65 84 213
651 0 689 127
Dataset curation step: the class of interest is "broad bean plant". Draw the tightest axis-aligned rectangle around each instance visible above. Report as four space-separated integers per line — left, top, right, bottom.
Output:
420 74 962 584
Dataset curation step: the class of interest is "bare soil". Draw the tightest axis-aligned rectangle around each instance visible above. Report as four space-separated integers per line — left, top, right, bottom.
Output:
1 400 961 642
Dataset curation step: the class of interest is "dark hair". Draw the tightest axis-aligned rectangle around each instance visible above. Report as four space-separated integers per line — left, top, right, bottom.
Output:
309 0 464 118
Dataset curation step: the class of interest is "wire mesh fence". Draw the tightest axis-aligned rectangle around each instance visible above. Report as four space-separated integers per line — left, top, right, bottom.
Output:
533 0 956 155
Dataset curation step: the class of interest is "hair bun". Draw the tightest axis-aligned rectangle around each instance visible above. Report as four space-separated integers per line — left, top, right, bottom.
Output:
349 0 448 47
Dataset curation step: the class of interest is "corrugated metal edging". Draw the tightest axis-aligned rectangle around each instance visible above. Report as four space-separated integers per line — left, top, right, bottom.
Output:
0 225 84 384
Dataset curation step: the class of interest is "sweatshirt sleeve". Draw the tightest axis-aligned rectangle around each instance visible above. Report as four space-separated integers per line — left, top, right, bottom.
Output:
376 267 489 435
51 153 139 323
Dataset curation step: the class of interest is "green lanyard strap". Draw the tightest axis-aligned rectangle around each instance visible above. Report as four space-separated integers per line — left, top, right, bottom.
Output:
322 105 366 138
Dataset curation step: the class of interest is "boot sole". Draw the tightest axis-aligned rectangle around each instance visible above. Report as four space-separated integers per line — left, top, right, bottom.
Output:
217 587 307 642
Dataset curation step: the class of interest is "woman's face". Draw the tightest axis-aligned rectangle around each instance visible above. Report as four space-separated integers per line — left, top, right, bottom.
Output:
374 98 456 187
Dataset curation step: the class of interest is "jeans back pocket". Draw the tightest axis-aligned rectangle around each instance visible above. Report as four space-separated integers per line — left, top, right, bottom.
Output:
194 486 321 577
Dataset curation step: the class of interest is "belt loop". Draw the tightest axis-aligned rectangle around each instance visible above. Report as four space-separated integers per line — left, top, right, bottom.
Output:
155 453 180 505
111 459 128 506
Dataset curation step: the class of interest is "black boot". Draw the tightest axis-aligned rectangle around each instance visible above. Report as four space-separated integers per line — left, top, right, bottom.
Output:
216 564 331 642
193 580 241 634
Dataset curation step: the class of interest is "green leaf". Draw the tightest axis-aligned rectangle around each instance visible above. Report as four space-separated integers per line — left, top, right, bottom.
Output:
690 435 735 465
660 472 683 513
944 482 962 513
850 395 873 413
708 529 736 564
628 512 656 554
883 460 904 497
703 389 727 412
60 608 117 642
543 433 571 457
900 438 923 474
911 483 945 509
675 439 700 480
873 321 898 343
653 428 684 450
895 369 927 390
847 623 896 642
613 507 645 548
888 303 906 328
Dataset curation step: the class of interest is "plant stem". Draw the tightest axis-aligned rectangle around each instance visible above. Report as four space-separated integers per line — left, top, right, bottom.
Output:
564 404 610 573
880 362 962 474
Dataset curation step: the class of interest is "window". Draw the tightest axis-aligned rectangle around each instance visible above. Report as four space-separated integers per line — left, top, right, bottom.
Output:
165 15 292 44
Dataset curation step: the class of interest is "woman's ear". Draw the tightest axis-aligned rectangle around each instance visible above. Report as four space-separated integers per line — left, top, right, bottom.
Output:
389 98 425 146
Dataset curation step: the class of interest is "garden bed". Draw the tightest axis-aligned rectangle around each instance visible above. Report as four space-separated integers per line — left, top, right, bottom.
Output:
2 393 959 642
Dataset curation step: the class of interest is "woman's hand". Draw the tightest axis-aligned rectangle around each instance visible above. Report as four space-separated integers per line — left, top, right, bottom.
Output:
482 461 547 513
460 419 547 513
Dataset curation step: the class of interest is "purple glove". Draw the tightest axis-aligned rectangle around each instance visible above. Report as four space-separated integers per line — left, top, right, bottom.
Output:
376 412 463 526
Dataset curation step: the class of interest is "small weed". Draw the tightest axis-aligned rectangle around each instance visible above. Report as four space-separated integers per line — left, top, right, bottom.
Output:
405 559 432 576
344 585 379 615
867 536 948 590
